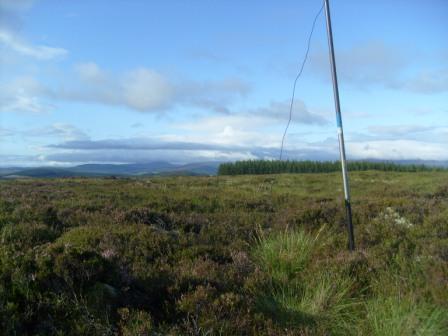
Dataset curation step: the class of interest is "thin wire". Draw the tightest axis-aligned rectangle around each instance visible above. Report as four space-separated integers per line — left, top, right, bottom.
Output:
279 1 324 160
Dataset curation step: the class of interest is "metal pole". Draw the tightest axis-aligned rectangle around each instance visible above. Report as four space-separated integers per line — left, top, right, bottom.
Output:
324 0 355 251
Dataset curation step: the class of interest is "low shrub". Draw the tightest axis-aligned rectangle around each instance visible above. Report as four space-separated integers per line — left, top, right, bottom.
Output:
0 172 446 334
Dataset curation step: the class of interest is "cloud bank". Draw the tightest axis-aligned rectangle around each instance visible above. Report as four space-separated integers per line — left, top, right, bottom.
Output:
0 61 251 115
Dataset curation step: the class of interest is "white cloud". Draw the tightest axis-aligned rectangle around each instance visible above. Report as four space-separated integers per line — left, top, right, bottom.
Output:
0 29 67 60
0 0 67 61
75 62 107 83
43 148 258 165
348 140 448 161
40 132 338 164
169 76 251 114
0 154 42 166
44 62 250 113
122 68 174 111
1 61 251 115
64 64 177 112
179 115 266 132
4 92 48 113
351 124 448 144
0 76 53 113
13 124 448 165
176 114 281 147
176 99 328 147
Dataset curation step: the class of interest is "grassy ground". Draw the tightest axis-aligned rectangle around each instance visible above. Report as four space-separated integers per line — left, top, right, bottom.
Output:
0 171 447 335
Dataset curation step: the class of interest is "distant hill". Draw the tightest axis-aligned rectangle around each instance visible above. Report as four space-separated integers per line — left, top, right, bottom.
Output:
1 159 447 179
0 167 24 176
0 162 221 179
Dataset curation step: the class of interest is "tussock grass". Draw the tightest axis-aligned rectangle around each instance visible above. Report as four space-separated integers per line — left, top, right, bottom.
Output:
363 297 448 336
253 228 319 283
252 227 448 335
253 227 359 335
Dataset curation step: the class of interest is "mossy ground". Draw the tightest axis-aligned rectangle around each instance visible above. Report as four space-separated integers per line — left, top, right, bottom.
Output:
0 171 447 334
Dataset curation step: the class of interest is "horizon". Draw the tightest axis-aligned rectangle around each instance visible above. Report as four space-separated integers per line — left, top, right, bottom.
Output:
1 0 447 166
1 158 447 170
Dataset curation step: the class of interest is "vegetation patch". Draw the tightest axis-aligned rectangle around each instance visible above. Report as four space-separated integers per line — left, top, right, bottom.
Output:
0 171 447 334
219 160 446 175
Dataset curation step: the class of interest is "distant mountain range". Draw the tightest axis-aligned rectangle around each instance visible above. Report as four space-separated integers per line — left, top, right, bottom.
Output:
0 159 446 179
0 162 221 179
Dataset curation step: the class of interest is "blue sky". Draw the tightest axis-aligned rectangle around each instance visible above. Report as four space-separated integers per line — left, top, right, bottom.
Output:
0 0 447 166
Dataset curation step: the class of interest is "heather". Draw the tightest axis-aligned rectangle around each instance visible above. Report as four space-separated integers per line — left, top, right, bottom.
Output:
1 171 447 335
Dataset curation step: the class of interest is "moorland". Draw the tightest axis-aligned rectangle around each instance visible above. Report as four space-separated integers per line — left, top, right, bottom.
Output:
0 170 447 335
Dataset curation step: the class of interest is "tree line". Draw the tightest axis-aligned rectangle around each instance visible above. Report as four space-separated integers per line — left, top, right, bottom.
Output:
218 160 444 175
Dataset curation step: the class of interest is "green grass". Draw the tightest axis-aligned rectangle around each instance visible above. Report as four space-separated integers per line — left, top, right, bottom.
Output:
254 228 320 283
254 228 358 335
256 272 358 335
254 227 448 335
363 297 448 336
